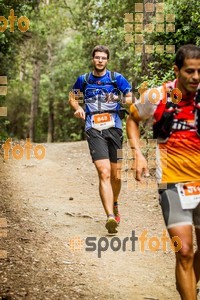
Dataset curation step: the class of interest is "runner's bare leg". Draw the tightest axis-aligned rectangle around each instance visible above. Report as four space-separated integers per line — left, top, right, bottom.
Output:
168 225 196 300
110 162 121 203
94 159 114 216
194 227 200 283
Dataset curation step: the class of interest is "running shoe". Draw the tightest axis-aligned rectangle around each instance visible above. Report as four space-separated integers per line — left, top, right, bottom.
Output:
113 205 120 224
105 216 118 234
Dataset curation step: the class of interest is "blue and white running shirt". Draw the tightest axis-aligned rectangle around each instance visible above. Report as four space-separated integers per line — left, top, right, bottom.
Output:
72 70 131 130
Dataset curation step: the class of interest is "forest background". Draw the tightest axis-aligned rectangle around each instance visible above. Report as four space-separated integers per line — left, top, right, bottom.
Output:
0 0 199 143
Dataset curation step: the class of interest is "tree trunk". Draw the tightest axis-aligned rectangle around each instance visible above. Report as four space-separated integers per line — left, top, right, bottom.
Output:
47 98 54 142
47 42 54 143
29 59 41 142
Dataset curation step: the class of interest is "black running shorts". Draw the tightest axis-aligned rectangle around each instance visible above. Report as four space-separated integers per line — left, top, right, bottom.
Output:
85 127 123 163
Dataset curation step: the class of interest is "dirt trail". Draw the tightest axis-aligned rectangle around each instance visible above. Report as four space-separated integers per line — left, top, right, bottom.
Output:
0 141 186 299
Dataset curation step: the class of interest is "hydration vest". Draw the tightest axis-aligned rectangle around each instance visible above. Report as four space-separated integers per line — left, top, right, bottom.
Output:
153 85 200 140
82 71 118 93
82 71 129 120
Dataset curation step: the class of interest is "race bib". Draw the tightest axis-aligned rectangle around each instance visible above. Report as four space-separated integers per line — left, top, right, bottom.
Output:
91 113 115 131
176 181 200 209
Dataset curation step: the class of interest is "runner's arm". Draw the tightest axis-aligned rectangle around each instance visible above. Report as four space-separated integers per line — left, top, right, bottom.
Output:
126 115 149 181
68 90 85 120
106 92 134 107
122 92 135 106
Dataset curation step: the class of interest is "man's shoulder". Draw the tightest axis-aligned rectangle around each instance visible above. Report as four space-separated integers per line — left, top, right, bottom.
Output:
105 70 123 77
110 71 130 85
75 73 90 85
73 74 87 90
111 71 124 78
79 73 89 79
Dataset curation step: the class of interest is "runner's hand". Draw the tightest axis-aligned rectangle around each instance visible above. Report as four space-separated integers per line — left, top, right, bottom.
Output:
74 107 85 120
105 93 118 103
135 152 149 181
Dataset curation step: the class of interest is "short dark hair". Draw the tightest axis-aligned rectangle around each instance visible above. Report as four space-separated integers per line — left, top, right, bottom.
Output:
175 44 200 69
92 45 110 59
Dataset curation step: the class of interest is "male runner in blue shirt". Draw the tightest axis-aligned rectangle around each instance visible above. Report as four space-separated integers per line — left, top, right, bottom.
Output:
69 45 132 233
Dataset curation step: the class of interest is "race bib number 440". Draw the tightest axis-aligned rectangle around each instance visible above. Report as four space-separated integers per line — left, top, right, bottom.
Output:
176 181 200 209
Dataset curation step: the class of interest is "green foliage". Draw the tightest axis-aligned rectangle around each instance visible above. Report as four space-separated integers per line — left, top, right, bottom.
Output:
0 1 35 142
1 0 200 142
140 0 200 86
0 0 35 76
